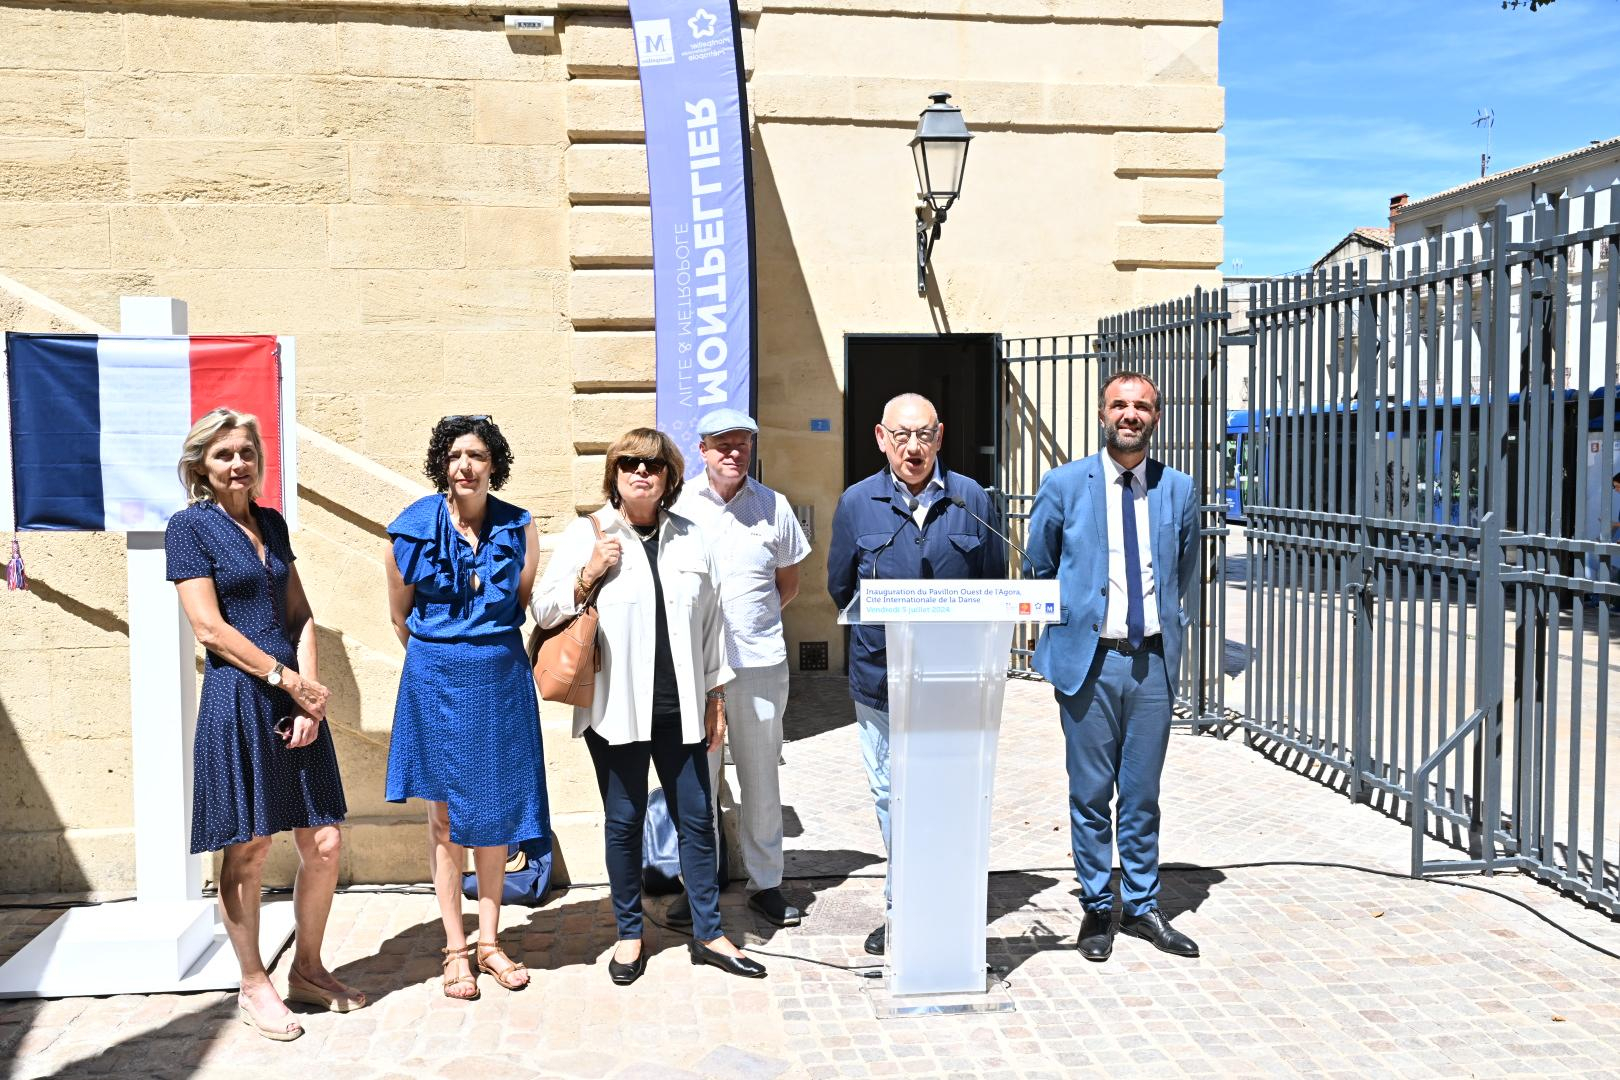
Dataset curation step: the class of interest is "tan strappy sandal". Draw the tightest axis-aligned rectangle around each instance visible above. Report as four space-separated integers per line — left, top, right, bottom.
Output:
440 944 480 1001
475 939 529 991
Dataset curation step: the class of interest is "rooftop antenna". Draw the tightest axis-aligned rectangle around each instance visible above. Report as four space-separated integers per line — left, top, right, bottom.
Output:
1473 108 1495 177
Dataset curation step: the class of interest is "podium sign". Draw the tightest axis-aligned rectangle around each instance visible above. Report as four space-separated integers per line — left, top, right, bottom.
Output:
847 579 1059 1015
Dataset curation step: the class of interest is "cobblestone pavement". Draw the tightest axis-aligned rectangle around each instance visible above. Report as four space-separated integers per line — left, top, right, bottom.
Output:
4 674 1620 1079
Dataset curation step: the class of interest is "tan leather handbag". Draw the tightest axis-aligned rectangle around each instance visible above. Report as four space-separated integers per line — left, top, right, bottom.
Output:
529 516 605 707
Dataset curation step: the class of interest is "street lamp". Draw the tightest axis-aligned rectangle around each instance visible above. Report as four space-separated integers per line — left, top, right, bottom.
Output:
910 91 974 296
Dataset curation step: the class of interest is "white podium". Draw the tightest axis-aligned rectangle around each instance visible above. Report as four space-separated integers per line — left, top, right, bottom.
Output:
842 578 1060 1017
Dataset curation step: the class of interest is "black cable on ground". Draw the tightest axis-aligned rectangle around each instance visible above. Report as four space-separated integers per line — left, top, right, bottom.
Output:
3 859 1614 968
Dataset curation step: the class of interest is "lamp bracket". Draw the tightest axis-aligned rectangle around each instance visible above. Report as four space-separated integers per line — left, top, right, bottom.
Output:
916 204 945 296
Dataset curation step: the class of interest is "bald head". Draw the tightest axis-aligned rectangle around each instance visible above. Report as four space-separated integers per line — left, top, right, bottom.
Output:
876 392 942 494
881 393 938 428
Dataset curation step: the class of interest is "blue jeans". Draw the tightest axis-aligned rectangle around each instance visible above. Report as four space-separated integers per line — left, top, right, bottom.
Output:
1057 643 1172 917
585 715 722 941
853 700 893 906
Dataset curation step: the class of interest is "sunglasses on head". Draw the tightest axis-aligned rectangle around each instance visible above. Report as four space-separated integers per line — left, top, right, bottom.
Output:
616 455 667 474
440 414 492 424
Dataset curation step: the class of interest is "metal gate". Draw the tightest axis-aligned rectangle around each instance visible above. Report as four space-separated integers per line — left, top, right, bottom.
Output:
998 289 1230 726
1002 196 1620 913
1239 196 1618 912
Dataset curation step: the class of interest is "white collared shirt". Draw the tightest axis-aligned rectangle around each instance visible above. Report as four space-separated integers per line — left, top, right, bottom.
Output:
1100 451 1162 639
530 505 734 746
675 473 810 669
893 462 946 527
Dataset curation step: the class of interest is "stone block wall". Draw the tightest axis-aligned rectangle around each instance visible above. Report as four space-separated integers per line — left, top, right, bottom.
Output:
0 0 581 892
0 0 1222 893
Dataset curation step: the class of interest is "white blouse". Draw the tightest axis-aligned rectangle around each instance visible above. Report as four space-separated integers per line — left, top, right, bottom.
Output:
531 504 733 745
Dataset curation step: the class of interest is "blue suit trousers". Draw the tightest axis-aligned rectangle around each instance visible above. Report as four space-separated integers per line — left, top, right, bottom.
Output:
1058 642 1172 917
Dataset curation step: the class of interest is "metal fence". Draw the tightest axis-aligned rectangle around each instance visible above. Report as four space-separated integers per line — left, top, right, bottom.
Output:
1001 195 1620 913
997 334 1100 678
1238 193 1618 912
997 290 1230 726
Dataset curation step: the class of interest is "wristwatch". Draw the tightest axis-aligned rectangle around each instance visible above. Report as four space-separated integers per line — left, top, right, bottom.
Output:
266 662 285 688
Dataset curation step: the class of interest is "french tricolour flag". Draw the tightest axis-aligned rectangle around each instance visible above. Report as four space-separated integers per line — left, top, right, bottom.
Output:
3 333 291 533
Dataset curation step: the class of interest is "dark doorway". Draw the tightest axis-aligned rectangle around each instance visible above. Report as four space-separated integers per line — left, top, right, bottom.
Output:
843 334 999 492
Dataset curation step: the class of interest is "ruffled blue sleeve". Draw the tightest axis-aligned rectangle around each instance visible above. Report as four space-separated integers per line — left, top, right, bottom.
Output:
388 496 446 588
484 498 532 564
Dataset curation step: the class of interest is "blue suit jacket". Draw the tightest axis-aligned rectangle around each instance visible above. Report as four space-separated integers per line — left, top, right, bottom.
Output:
827 467 1007 710
1023 453 1198 697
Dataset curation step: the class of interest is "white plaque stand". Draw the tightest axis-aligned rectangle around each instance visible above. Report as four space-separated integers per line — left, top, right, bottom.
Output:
841 578 1060 1017
0 298 294 999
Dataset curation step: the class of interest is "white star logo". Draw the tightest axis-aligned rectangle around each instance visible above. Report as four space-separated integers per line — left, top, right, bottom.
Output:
688 8 717 38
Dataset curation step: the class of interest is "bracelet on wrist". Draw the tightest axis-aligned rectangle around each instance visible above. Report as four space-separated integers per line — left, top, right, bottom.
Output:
705 690 725 702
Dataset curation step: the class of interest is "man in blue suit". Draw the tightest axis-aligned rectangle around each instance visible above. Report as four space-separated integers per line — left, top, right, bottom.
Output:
1025 371 1200 962
828 392 1006 956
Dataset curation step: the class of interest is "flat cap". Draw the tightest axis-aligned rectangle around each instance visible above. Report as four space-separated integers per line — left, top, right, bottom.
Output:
696 407 758 437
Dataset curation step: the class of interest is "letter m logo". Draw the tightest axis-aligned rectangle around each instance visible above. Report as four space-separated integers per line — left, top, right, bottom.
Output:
634 19 675 66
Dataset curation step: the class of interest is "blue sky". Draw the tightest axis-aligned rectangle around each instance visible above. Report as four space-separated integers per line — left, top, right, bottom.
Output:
1221 0 1620 275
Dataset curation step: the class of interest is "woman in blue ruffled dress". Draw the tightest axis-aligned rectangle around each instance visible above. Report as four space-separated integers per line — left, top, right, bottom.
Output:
385 415 548 1000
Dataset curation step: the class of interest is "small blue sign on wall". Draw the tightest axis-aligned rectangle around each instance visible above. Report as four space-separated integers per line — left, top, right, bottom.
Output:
810 418 831 432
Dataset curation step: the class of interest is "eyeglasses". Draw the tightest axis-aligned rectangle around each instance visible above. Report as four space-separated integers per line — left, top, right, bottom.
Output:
616 456 667 474
440 414 492 424
882 424 939 446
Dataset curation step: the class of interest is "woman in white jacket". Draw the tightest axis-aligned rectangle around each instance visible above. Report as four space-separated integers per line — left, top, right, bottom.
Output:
531 427 765 984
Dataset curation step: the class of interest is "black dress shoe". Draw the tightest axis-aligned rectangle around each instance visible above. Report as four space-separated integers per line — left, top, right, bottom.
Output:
863 925 885 956
1119 909 1199 958
1076 909 1113 962
688 940 767 979
747 887 802 927
607 947 647 986
666 893 693 927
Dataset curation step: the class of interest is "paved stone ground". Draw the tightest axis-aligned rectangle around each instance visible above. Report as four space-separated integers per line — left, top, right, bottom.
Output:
5 674 1620 1080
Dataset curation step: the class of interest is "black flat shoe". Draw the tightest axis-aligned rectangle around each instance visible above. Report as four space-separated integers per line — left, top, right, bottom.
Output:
1077 908 1113 962
688 940 767 979
1119 909 1199 958
607 947 647 986
863 925 885 956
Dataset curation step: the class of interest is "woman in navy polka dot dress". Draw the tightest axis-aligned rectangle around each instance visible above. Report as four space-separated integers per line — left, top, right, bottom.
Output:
166 408 363 1042
384 415 548 1001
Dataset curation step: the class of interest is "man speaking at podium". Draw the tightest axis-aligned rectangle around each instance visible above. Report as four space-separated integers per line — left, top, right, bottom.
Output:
1024 371 1201 962
828 393 1006 957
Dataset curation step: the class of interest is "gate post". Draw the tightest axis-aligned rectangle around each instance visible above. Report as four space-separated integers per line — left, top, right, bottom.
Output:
1348 267 1379 804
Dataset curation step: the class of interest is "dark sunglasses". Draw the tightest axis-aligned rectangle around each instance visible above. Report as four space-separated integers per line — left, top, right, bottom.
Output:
439 414 492 424
616 455 667 474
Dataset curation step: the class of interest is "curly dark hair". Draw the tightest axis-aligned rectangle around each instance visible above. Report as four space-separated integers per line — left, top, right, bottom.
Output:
424 415 514 492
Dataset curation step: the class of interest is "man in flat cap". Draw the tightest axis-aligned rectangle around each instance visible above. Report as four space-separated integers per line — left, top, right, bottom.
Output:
669 408 811 927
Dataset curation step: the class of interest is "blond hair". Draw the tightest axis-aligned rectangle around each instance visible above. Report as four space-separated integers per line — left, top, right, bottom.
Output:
177 408 266 504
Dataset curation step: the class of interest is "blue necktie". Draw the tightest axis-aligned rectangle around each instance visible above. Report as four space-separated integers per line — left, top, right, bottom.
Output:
1120 471 1144 649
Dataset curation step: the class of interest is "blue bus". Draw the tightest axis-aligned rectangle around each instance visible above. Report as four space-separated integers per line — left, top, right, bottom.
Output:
1222 388 1620 540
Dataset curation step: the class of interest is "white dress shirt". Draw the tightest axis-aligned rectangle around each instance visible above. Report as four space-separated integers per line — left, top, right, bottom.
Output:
893 462 947 527
675 474 811 670
530 505 733 746
1100 451 1162 640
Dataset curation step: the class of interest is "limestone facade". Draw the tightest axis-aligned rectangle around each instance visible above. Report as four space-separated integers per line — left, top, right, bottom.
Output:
0 0 1222 892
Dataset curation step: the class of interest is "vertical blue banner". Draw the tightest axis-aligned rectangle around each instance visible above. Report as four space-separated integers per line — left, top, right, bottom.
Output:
630 0 756 478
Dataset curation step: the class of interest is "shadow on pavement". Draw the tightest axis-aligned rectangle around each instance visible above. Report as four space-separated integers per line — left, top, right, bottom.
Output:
985 871 1064 978
783 674 855 744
